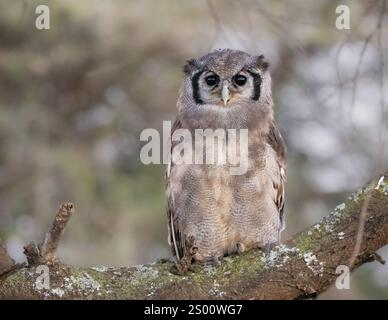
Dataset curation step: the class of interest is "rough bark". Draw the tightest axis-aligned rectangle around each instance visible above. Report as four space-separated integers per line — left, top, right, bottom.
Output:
0 173 387 300
0 238 17 276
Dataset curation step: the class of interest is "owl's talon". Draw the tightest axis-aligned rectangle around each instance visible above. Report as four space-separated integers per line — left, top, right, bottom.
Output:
236 243 246 255
171 260 191 275
171 236 199 275
189 246 198 256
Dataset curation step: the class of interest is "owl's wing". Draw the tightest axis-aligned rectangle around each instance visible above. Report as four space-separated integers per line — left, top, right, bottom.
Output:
266 121 287 226
166 117 185 260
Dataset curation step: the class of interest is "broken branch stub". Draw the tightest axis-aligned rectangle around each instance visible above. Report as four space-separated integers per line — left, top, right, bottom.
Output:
23 202 74 266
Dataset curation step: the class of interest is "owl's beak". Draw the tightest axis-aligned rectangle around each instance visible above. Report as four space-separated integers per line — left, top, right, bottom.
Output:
221 84 230 106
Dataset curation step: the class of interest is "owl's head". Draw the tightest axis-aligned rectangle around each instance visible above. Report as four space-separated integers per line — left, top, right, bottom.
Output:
181 49 272 109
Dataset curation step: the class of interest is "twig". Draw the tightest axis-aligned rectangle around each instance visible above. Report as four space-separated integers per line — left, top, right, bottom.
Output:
369 252 386 265
348 183 374 268
346 0 385 128
40 202 74 263
254 0 306 56
23 202 74 265
376 0 387 174
23 242 41 266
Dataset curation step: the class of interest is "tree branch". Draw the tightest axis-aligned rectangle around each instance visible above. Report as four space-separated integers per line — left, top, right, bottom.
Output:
0 238 17 277
0 173 387 300
23 202 74 266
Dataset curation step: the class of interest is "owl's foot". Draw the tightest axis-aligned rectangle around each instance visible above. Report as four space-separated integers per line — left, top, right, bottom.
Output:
171 255 195 275
236 242 247 255
171 236 198 275
186 236 199 259
174 260 190 275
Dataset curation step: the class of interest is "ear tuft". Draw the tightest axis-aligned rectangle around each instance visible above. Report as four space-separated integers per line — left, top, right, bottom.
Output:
183 59 199 75
256 55 270 71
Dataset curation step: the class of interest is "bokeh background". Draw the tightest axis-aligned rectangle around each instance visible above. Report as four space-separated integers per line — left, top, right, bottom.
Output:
0 0 387 299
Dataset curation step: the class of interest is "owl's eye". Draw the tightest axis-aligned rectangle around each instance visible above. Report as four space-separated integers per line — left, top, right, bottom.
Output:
234 75 247 86
205 75 219 86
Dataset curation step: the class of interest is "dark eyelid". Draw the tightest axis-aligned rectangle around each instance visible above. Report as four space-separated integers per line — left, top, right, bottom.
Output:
245 70 259 76
205 73 217 79
234 69 250 81
241 67 261 76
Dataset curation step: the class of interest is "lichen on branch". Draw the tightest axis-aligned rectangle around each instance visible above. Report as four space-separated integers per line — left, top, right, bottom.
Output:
0 174 387 300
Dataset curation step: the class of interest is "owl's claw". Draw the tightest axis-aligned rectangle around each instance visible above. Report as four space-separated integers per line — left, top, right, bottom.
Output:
170 255 193 275
171 236 198 275
236 242 246 255
189 246 198 256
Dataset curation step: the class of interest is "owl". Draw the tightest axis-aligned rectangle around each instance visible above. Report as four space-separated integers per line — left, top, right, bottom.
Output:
166 49 286 273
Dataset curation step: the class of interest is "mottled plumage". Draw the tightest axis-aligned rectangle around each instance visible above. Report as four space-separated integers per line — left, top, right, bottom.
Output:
166 49 286 273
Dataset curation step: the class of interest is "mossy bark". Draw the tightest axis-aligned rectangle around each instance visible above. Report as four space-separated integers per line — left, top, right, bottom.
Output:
1 174 387 299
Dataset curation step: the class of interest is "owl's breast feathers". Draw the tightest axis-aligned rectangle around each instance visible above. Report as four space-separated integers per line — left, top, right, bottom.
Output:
166 117 286 263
